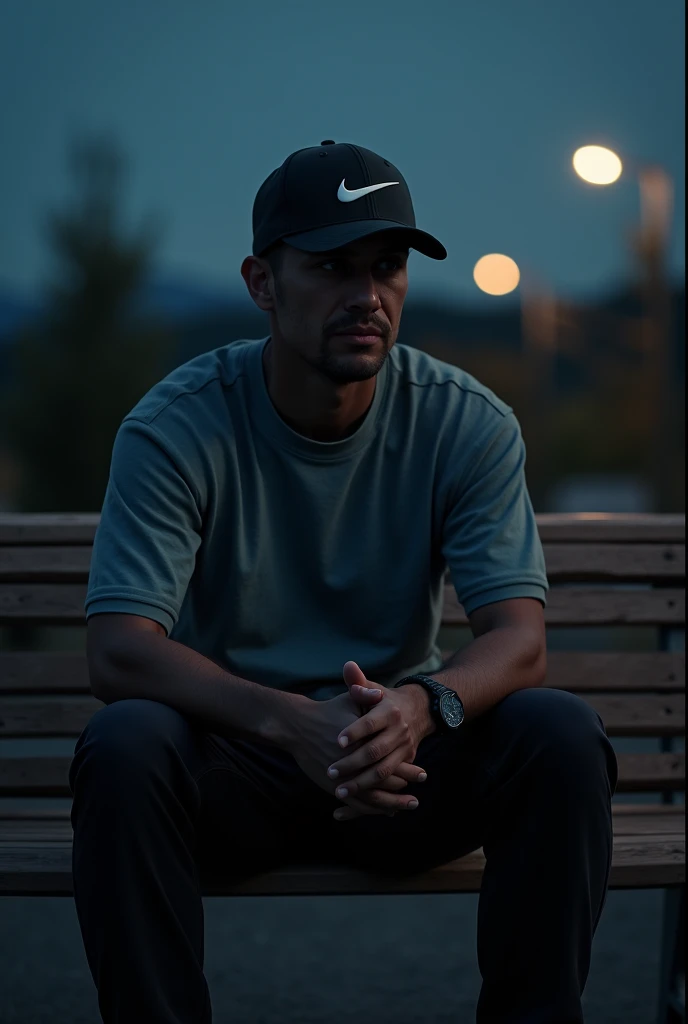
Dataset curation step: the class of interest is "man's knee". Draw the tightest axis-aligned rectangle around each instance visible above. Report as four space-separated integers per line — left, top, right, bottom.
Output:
497 687 617 788
69 698 191 794
501 686 602 737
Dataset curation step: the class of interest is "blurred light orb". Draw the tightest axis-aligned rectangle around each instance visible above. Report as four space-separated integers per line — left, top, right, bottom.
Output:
572 145 623 185
473 253 520 295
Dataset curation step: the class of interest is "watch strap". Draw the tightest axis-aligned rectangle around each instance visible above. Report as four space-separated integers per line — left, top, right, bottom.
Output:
394 673 462 732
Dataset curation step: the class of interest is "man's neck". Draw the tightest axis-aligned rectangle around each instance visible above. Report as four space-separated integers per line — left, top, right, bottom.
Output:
261 338 376 442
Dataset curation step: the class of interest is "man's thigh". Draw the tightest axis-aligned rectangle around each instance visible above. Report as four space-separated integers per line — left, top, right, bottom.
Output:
192 699 521 879
328 686 616 875
193 733 341 876
326 723 493 875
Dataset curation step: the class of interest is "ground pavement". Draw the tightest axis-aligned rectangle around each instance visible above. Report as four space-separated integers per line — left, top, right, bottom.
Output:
1 886 664 1023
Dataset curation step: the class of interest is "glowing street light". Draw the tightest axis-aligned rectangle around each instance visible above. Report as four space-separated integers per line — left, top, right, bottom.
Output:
572 141 675 509
473 253 520 295
472 251 555 506
572 145 623 186
572 143 673 252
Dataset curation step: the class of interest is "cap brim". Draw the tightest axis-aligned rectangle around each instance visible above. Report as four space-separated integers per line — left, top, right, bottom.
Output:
283 220 447 260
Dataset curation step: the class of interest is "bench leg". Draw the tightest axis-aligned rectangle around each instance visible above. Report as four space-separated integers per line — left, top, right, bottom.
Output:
657 885 685 1024
655 625 684 1024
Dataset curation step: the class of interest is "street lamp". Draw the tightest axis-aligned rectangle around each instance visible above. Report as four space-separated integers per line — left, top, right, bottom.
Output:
572 143 676 510
572 144 674 258
473 253 557 508
473 253 521 295
573 144 623 186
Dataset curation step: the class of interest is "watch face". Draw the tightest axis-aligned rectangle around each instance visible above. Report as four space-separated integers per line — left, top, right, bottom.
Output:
440 690 464 728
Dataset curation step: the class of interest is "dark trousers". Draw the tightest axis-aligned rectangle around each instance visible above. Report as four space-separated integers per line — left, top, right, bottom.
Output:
69 687 618 1023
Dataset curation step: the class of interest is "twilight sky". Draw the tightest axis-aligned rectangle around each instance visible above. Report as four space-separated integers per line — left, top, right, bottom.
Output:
0 0 684 306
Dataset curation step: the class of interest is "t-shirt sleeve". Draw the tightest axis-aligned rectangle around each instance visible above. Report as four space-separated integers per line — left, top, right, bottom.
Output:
85 417 203 635
441 410 548 617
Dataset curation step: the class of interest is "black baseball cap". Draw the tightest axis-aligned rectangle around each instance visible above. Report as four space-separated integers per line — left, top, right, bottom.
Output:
252 140 447 260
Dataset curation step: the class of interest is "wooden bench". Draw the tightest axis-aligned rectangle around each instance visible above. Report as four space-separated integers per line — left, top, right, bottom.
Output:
0 512 685 1018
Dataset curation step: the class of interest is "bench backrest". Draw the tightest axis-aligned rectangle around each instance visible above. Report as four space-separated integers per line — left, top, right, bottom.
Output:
0 512 684 806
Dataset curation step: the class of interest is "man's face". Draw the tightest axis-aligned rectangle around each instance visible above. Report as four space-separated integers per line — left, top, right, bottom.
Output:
265 230 410 385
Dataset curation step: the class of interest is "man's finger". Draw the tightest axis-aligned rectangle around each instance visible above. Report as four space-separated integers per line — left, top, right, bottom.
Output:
377 774 407 792
342 661 369 689
336 795 383 819
333 805 365 821
353 765 425 793
335 703 396 753
386 762 427 785
349 683 382 701
330 714 408 777
334 789 420 820
334 747 417 799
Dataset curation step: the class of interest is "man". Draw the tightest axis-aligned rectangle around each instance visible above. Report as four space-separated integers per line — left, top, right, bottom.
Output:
70 140 618 1023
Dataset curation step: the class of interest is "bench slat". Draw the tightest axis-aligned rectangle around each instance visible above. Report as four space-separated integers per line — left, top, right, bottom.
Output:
1 513 683 545
0 829 683 896
533 514 685 543
0 546 92 581
1 583 685 626
0 652 91 693
543 543 685 581
441 586 685 626
45 800 676 823
1 651 684 695
540 652 685 692
0 695 104 736
2 543 684 583
0 693 683 739
610 805 686 834
0 515 100 545
2 804 683 838
583 695 685 736
0 752 683 796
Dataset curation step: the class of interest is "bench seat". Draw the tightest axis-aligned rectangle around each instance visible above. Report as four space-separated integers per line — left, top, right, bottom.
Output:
0 804 684 897
0 513 684 903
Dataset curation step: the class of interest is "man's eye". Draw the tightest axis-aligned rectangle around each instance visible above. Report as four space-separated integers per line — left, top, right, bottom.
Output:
315 257 405 273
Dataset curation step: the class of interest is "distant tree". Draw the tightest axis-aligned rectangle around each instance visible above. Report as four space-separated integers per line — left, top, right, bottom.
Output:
1 135 171 512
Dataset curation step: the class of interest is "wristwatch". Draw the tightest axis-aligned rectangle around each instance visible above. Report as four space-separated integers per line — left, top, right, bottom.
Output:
393 673 465 734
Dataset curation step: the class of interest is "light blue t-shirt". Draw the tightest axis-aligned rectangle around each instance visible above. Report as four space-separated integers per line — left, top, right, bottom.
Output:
85 336 548 701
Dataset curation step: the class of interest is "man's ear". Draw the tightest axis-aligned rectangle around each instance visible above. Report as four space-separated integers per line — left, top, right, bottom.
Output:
241 255 276 313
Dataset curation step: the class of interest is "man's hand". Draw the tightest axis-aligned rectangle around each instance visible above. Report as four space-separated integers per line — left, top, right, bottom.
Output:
284 673 428 819
325 661 436 820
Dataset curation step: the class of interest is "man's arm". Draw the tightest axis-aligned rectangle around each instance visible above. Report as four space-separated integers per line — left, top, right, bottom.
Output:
408 597 547 735
88 614 427 818
88 613 307 750
427 408 548 731
321 599 546 808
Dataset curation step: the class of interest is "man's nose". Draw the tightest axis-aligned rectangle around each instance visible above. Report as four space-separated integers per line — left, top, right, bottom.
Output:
344 273 381 315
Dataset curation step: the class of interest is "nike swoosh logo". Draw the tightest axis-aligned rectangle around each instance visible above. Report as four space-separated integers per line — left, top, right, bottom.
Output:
337 178 400 203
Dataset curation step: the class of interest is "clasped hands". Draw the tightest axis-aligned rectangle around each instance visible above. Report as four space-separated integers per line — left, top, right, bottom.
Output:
288 660 435 822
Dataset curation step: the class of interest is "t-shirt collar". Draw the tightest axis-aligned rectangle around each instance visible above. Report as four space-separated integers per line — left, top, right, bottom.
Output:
246 336 389 461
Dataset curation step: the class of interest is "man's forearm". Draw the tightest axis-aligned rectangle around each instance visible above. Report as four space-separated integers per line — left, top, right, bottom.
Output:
422 625 546 728
92 633 307 751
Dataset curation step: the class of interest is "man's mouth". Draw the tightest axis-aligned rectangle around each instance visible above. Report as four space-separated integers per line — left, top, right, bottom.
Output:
332 325 384 346
335 334 381 346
